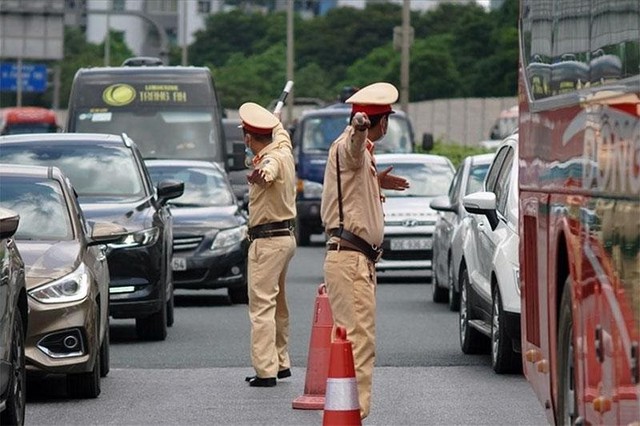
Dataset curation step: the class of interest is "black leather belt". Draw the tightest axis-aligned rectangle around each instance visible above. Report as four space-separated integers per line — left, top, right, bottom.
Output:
327 243 361 253
327 228 383 263
248 220 294 241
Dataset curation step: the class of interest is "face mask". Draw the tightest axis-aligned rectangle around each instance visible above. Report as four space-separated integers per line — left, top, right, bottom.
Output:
244 146 254 168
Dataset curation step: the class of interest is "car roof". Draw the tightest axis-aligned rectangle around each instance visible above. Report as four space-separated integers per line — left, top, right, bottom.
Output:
375 153 453 165
0 163 66 181
0 132 127 145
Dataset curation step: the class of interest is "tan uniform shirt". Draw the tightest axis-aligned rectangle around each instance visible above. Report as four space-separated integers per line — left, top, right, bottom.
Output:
321 125 384 247
248 122 297 227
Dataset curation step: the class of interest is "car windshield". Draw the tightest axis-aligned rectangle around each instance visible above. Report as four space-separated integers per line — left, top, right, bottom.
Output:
301 114 412 154
73 109 218 160
378 161 453 198
0 143 144 197
466 163 491 194
0 177 73 240
147 165 235 207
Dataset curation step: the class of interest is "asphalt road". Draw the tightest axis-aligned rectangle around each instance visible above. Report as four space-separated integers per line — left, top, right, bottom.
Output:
24 238 549 425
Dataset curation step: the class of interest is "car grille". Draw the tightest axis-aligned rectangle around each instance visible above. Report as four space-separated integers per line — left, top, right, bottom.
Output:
385 219 436 227
174 268 207 282
173 236 204 252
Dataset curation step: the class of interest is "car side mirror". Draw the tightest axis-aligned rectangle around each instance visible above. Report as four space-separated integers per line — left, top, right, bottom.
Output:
0 210 19 239
421 133 434 152
429 195 457 213
157 179 184 204
88 221 128 246
462 191 499 230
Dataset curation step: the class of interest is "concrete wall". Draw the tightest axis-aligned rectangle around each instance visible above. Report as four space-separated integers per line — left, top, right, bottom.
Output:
407 96 518 146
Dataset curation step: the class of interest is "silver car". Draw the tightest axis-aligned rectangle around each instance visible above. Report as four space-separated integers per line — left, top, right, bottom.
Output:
375 154 454 276
430 153 494 310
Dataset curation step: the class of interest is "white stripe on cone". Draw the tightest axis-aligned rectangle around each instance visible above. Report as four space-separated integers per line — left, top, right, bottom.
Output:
324 378 359 411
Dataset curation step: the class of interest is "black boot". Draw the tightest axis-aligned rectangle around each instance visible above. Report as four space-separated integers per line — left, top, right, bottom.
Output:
246 376 276 387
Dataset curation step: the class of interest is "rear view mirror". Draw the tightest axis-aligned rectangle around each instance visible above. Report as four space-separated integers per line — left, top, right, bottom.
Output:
430 195 456 213
422 133 434 151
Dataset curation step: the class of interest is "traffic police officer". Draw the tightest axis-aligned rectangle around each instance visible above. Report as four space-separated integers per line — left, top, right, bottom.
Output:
320 82 410 418
240 102 297 388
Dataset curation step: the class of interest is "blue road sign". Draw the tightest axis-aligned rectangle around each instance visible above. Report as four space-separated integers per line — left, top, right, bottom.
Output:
0 63 48 93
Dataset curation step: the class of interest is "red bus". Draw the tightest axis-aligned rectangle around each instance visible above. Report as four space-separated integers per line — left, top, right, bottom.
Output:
0 107 60 135
518 0 639 424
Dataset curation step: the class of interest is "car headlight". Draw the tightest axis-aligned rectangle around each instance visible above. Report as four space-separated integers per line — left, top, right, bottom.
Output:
29 263 90 304
211 225 248 250
300 180 323 199
109 227 160 249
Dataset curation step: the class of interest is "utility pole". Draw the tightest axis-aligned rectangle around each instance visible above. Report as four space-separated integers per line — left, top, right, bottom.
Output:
104 4 111 66
181 0 188 66
286 0 294 126
400 0 410 113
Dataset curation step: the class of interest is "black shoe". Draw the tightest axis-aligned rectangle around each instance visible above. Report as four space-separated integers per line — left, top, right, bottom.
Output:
247 376 276 387
277 368 291 379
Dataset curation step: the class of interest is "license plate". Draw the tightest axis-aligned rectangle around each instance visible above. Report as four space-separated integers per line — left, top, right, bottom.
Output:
390 238 432 251
172 257 187 271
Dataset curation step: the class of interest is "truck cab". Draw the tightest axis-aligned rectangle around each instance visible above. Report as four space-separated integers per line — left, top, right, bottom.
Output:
291 103 430 245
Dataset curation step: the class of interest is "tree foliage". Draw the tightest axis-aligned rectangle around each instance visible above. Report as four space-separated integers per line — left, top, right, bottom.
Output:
38 0 518 109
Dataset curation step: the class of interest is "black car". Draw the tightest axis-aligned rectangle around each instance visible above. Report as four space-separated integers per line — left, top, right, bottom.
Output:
0 133 184 341
0 207 27 425
145 160 249 304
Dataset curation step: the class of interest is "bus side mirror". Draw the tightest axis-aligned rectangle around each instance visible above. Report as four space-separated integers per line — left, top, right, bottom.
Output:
421 133 434 151
228 141 248 171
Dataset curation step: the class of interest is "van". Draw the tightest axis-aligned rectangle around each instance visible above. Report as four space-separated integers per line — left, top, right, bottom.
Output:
66 57 228 167
0 107 60 135
290 102 432 245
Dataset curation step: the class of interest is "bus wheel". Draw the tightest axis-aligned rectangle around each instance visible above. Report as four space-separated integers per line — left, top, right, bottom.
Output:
556 280 577 424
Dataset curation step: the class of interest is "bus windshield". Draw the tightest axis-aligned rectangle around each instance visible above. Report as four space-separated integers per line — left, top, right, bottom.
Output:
73 108 219 160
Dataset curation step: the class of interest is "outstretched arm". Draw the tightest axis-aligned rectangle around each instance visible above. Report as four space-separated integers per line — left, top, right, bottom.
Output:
378 166 410 191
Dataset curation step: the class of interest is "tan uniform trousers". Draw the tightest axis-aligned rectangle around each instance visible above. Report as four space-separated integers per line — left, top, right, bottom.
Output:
324 249 376 420
248 234 296 378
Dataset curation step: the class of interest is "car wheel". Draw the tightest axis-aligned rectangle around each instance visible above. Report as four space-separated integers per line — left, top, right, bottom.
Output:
447 259 460 311
556 280 577 424
431 269 448 303
99 321 110 378
166 289 175 327
0 312 26 426
459 267 486 354
295 218 311 247
229 283 249 304
67 334 101 398
491 287 521 374
136 296 168 341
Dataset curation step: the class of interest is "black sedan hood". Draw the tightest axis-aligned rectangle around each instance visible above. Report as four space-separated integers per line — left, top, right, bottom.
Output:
170 205 243 232
78 195 154 231
17 240 81 289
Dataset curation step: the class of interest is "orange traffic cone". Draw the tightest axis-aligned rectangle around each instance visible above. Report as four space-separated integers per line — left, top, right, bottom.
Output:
292 283 334 410
322 327 361 426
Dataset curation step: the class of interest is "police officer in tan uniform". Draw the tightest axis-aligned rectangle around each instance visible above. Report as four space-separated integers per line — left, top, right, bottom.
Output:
321 82 409 418
239 102 297 388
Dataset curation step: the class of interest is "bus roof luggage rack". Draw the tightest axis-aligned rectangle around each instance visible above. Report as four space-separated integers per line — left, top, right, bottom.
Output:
121 57 163 67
